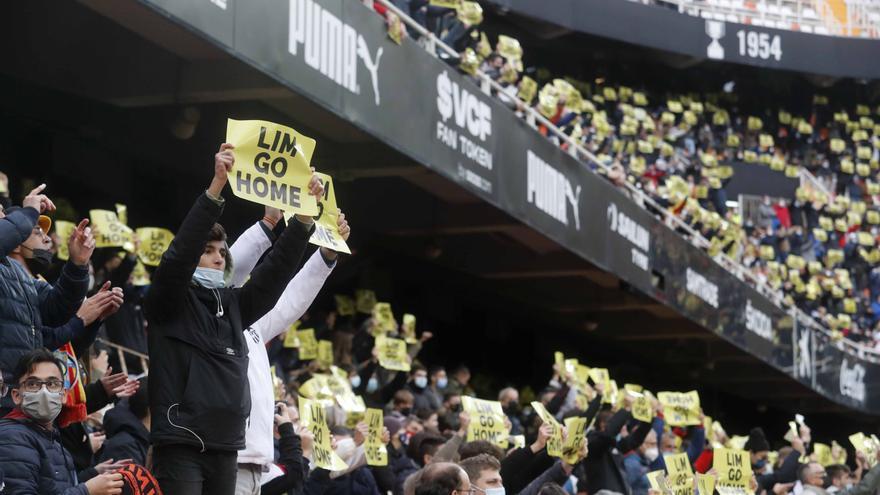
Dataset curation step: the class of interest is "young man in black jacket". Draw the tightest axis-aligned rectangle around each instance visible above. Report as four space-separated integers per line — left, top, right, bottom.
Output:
145 143 321 494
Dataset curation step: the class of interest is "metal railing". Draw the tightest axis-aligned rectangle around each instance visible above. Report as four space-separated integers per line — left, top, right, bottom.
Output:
373 0 880 358
96 338 149 375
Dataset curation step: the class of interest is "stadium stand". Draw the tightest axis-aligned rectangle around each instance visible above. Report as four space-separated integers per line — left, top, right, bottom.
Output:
371 0 880 350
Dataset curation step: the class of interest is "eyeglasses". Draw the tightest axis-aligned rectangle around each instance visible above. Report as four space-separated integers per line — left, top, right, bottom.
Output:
18 378 65 393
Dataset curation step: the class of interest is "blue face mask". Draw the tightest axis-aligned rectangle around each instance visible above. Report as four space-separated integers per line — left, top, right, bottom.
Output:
437 377 448 389
366 377 379 393
350 375 362 389
192 267 225 289
414 376 428 389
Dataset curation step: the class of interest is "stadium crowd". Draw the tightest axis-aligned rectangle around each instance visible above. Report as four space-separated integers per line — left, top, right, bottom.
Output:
368 0 880 347
0 142 878 495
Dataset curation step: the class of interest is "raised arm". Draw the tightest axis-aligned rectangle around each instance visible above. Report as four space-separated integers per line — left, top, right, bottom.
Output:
252 249 336 342
237 174 324 329
144 144 233 322
228 209 280 288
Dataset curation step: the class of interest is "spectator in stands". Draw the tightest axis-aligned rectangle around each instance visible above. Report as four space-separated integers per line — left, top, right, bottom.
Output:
0 186 94 406
582 397 653 495
415 462 471 495
800 456 880 495
0 349 124 494
97 377 150 467
410 364 441 412
145 143 321 494
623 429 658 495
498 387 523 435
390 389 416 421
446 365 473 397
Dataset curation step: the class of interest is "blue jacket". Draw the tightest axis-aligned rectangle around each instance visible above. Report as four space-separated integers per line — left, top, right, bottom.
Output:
623 452 651 495
0 414 88 494
0 207 89 380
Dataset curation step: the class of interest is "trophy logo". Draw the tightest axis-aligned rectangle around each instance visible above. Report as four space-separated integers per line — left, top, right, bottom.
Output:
705 20 725 60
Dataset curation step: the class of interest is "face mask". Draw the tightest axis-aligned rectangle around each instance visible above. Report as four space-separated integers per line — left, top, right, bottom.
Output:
400 407 412 416
20 388 64 423
366 377 379 393
752 459 767 471
192 267 225 289
644 447 660 462
437 377 448 389
350 375 362 389
481 487 505 495
22 247 52 276
503 402 520 415
336 438 357 462
414 376 428 389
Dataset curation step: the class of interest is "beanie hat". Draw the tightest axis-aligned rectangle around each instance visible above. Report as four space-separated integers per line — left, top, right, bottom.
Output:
744 427 770 452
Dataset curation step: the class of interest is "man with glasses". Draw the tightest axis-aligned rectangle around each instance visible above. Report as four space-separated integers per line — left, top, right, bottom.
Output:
0 349 124 494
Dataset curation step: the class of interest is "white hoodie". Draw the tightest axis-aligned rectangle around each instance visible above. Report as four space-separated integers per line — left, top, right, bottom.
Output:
229 221 335 467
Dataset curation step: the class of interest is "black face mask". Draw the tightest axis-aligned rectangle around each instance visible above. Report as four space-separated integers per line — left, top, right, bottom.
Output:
23 247 53 276
504 402 520 415
400 407 412 416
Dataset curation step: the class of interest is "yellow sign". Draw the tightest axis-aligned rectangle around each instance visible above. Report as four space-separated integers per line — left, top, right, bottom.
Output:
225 119 318 215
372 302 396 335
665 452 694 495
334 295 355 316
365 408 388 466
375 336 410 372
308 173 350 254
713 448 752 493
115 203 128 226
135 227 174 267
658 391 701 426
588 368 611 395
299 396 349 471
356 289 377 314
90 209 133 249
402 314 418 344
632 396 653 423
54 220 76 261
813 442 833 466
429 0 461 7
283 321 301 348
531 401 563 457
131 260 151 287
317 340 333 369
696 473 716 495
647 471 674 495
462 396 509 448
297 328 318 360
562 417 587 465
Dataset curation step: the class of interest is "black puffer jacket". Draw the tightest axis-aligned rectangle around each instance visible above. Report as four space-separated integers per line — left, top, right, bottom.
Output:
0 207 89 380
97 402 150 466
145 192 313 452
0 412 87 495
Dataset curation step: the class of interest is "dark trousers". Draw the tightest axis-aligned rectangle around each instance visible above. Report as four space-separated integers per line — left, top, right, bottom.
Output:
153 444 237 495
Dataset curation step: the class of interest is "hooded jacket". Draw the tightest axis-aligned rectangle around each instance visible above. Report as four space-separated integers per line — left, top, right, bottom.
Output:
228 220 336 467
583 410 652 495
97 402 150 466
144 192 313 452
0 207 89 381
0 409 87 495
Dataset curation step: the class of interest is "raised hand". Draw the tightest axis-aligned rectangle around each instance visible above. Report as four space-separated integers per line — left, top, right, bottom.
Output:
68 219 96 266
22 184 56 214
209 143 235 197
77 283 119 326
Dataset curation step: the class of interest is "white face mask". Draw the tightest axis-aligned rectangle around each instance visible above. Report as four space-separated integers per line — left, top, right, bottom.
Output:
336 437 357 462
192 267 225 289
480 487 505 495
644 447 660 462
350 375 362 388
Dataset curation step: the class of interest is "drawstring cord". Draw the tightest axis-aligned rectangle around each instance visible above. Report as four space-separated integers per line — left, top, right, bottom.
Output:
167 403 206 453
212 288 224 317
